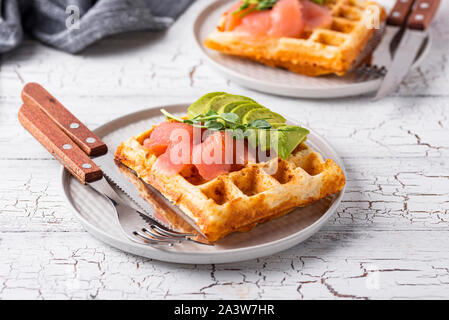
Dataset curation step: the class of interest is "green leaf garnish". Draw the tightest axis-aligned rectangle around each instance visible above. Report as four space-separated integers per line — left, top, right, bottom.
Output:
232 0 329 19
220 112 240 124
159 108 308 159
233 0 279 18
160 108 185 123
256 0 278 10
309 0 330 5
248 119 272 129
205 109 218 117
205 120 224 130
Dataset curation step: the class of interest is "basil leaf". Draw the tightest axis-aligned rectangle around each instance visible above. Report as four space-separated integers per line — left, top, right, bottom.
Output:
205 120 224 130
205 110 218 117
248 119 272 129
220 112 240 124
233 0 250 15
257 0 278 10
233 0 278 18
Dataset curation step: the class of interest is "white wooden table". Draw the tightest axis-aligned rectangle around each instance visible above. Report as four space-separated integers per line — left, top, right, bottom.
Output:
1 0 449 300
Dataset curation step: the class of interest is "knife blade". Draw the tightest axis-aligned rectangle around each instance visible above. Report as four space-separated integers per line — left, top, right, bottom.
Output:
373 30 427 100
371 0 416 70
93 151 207 238
374 0 441 100
93 152 163 219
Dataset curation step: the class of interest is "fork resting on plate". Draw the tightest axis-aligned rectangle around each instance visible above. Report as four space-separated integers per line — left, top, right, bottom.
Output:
18 83 198 246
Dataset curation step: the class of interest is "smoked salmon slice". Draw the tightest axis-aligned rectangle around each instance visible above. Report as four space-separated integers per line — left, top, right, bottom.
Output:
223 2 257 31
146 122 251 180
233 10 273 37
223 0 332 38
268 0 304 38
143 122 194 156
153 140 194 175
193 131 257 181
302 0 333 31
148 122 197 175
192 131 234 181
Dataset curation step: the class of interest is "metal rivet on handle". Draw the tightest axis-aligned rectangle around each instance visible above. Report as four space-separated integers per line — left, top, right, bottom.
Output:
70 122 80 129
82 163 92 169
400 0 408 3
420 2 429 9
62 144 72 150
392 11 400 18
86 137 96 144
415 14 424 21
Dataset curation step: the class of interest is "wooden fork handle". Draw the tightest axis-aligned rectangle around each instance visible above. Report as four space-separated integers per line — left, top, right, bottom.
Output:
407 0 440 30
387 0 416 27
22 83 108 157
19 103 103 184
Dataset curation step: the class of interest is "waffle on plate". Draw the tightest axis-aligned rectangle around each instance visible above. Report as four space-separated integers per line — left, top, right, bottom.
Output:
115 93 346 242
204 0 386 76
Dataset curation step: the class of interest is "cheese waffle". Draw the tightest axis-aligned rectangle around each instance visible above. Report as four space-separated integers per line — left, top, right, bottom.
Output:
204 0 386 76
115 127 345 242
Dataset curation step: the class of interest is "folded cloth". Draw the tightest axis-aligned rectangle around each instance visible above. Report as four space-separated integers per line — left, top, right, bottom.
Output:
0 0 194 53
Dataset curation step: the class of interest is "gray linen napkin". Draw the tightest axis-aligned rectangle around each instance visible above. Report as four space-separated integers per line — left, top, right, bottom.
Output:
0 0 194 53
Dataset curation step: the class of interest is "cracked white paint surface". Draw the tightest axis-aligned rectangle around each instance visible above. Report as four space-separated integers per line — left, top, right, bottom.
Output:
1 0 449 300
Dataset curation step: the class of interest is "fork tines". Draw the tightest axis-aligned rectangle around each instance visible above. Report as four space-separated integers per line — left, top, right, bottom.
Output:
355 64 387 82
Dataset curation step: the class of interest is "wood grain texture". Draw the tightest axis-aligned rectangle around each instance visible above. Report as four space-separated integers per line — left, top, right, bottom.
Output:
22 82 108 157
387 0 415 27
407 0 441 30
18 104 103 184
0 0 448 299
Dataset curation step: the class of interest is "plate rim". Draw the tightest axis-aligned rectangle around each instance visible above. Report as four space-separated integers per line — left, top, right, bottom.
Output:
192 0 432 99
60 103 346 264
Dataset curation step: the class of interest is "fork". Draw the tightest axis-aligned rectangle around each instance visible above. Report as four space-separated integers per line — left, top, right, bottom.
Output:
18 83 196 247
89 178 196 246
354 63 388 82
353 0 417 82
354 28 429 83
351 24 394 82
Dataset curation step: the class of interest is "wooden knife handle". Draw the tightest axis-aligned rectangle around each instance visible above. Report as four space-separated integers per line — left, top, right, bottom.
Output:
21 83 108 157
387 0 415 27
18 103 103 184
407 0 440 30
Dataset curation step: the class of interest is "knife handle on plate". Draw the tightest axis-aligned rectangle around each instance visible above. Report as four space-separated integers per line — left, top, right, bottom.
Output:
407 0 440 30
387 0 416 27
19 103 103 184
22 82 108 157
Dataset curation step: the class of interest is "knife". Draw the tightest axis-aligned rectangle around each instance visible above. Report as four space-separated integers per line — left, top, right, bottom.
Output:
371 0 416 71
374 0 441 100
20 83 208 239
94 147 208 238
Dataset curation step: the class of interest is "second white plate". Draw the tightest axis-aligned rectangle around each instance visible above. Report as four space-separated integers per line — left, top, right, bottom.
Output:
193 0 431 99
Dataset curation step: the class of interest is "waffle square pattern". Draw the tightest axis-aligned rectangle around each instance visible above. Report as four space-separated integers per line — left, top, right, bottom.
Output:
115 127 346 242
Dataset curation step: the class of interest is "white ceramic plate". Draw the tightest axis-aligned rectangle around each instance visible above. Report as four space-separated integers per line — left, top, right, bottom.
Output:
193 0 431 98
61 104 345 264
